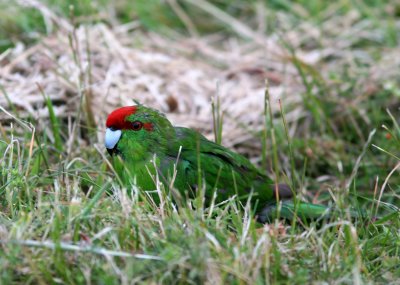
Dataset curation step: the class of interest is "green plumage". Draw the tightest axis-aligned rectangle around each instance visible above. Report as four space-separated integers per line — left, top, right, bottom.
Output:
105 105 330 222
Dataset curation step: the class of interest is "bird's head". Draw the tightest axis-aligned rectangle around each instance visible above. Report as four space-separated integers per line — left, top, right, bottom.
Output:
105 105 175 161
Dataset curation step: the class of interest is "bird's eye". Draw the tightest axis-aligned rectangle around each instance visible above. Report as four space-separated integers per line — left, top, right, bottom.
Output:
132 121 143 131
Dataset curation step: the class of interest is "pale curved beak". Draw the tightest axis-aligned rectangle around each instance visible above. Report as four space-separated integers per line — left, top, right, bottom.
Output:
105 128 122 154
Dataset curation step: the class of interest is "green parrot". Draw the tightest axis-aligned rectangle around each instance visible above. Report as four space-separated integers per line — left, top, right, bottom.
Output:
105 105 330 222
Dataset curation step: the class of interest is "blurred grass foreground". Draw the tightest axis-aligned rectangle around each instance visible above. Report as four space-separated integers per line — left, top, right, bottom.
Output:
0 0 399 284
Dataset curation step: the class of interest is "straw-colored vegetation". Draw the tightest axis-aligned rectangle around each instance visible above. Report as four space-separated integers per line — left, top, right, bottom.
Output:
0 0 399 283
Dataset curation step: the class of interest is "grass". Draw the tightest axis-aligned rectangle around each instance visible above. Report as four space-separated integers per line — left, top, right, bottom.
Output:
0 127 398 283
1 0 400 284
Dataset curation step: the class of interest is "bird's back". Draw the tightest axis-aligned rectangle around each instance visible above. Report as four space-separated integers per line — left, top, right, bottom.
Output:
164 127 276 209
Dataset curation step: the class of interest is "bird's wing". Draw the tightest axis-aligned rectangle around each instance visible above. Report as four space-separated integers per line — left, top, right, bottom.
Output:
168 127 274 203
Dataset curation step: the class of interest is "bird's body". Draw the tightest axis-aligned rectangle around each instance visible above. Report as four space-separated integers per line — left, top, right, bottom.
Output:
105 105 329 222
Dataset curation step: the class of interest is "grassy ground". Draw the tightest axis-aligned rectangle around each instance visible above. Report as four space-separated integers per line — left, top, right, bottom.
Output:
1 0 400 284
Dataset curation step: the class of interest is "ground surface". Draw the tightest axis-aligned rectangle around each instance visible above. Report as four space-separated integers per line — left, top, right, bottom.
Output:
0 0 399 284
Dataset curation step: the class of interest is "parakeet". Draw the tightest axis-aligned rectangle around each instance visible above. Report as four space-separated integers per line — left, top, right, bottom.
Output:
105 105 329 222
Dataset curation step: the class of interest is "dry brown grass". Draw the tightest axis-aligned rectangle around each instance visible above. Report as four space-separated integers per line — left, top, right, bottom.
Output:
2 1 398 155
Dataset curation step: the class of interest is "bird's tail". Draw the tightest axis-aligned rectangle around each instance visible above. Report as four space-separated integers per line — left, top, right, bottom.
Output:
257 200 362 223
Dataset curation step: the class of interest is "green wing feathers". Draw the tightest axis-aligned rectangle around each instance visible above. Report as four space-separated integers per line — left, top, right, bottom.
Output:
170 127 275 204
